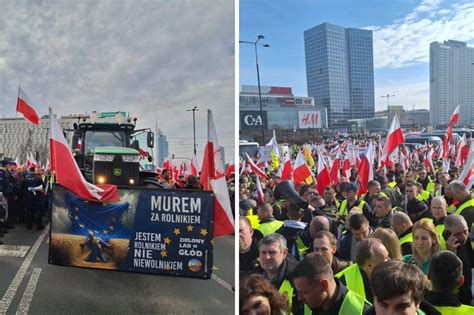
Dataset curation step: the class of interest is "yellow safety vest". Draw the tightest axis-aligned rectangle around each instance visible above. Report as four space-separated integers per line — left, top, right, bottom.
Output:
399 233 413 246
335 264 366 301
304 288 366 315
388 181 397 188
256 220 284 236
426 179 435 194
295 235 309 257
417 191 430 202
434 304 474 314
447 203 456 214
246 215 260 229
279 279 294 312
338 200 366 218
435 223 447 250
454 199 474 216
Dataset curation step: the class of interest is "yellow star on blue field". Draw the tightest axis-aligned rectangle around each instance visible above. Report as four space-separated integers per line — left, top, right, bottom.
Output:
79 224 84 228
74 216 79 220
173 228 181 235
160 250 168 257
109 226 114 230
164 237 171 245
94 230 99 234
186 225 194 232
103 230 109 234
200 229 208 236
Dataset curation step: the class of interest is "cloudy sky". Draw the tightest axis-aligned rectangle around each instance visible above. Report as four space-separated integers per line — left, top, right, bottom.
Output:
240 0 474 112
0 0 235 163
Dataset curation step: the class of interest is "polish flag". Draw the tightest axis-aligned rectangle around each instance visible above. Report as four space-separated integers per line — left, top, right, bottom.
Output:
455 134 469 167
17 87 40 125
341 158 351 181
381 115 404 162
293 152 313 184
225 163 235 179
358 142 374 195
190 155 199 176
316 149 332 195
255 175 264 204
423 148 435 174
199 110 234 237
245 153 266 179
163 159 172 171
459 143 474 189
446 105 460 142
49 108 119 202
280 158 293 181
329 152 340 186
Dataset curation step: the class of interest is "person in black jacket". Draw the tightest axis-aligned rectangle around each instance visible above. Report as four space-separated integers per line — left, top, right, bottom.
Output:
22 167 45 230
275 204 307 261
239 216 262 276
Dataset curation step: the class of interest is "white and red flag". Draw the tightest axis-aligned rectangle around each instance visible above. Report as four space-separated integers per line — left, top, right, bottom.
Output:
245 153 266 179
381 115 404 162
341 158 351 181
255 175 264 204
358 142 374 195
293 151 313 185
329 148 341 185
17 87 40 125
280 158 293 181
458 143 474 189
190 154 199 176
49 108 119 202
446 105 460 142
423 148 435 174
316 149 332 195
199 110 234 237
455 134 469 167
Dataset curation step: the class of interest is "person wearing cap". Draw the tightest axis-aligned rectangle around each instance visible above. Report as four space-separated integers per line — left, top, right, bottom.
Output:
337 182 372 224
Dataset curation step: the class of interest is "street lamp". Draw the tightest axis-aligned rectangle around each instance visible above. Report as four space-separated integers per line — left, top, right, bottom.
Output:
381 94 395 127
240 35 270 144
186 106 198 155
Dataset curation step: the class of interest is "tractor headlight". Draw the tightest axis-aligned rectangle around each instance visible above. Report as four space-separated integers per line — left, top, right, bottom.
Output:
94 154 114 162
97 176 106 184
122 155 140 163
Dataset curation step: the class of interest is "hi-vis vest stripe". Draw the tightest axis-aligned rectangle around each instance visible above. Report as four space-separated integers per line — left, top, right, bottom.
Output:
246 215 260 229
435 304 474 314
339 200 366 218
304 289 366 315
454 199 474 216
435 224 447 250
335 264 366 301
279 279 294 312
399 233 413 245
256 220 284 236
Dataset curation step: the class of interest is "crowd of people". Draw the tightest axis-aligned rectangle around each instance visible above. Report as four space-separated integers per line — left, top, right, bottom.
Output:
239 140 473 314
0 160 52 244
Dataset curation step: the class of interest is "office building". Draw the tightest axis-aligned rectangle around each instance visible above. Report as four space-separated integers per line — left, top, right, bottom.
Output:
304 22 375 128
430 40 474 126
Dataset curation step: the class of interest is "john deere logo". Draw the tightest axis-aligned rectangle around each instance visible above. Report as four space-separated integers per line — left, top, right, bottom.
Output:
113 168 122 176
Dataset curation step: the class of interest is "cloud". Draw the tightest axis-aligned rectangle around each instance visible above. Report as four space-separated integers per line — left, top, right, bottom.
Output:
0 0 235 160
369 1 474 69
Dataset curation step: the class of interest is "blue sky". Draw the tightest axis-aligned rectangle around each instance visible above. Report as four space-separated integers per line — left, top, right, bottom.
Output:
240 0 474 112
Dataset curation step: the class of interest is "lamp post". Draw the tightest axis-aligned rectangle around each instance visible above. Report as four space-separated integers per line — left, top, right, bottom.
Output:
186 106 198 155
240 35 270 144
381 94 395 127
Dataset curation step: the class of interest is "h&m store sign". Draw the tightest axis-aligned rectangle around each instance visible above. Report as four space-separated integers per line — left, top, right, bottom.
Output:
240 111 268 130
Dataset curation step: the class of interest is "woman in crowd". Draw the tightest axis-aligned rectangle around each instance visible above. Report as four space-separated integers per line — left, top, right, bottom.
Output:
240 273 290 315
371 227 403 260
403 220 441 274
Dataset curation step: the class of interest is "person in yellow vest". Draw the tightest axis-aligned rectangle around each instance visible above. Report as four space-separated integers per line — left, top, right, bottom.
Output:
313 230 351 274
322 186 340 217
256 203 284 236
291 253 371 315
257 233 302 314
425 251 474 314
275 205 308 261
390 211 414 256
443 215 473 305
416 167 435 196
367 260 439 315
430 196 448 250
239 217 262 276
337 183 371 223
335 238 389 304
446 180 474 232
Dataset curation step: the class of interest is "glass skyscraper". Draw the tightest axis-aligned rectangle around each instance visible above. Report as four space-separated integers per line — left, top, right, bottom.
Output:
304 23 375 128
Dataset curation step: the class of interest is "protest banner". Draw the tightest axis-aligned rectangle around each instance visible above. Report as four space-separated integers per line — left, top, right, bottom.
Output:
49 185 214 279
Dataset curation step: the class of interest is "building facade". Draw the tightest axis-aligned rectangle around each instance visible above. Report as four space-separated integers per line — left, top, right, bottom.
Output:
239 85 325 130
304 22 375 128
430 40 474 126
156 128 169 168
0 115 79 164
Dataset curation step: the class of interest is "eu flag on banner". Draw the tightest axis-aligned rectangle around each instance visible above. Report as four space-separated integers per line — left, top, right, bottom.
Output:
65 192 130 241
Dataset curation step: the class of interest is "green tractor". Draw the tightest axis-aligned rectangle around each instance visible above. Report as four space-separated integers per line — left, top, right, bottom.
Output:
70 112 161 187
